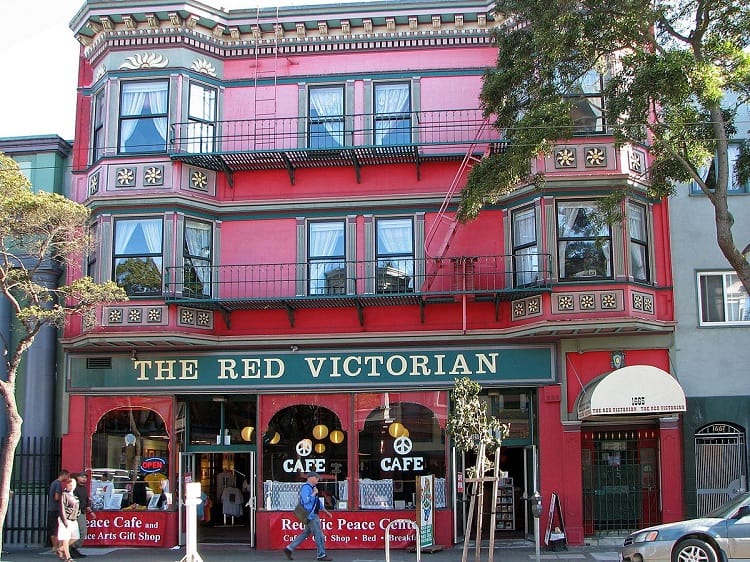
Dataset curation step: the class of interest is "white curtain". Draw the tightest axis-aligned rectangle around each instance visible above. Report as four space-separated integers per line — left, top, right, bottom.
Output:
309 222 344 294
140 219 163 254
185 221 212 288
120 81 168 151
628 204 647 280
310 87 343 147
513 208 538 285
377 219 413 288
114 220 139 255
375 83 410 145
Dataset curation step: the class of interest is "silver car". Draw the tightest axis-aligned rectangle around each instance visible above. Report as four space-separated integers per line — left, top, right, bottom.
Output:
621 492 750 562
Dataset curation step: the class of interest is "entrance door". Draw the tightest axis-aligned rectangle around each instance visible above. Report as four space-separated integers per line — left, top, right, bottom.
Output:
695 423 748 516
178 451 256 545
523 445 537 541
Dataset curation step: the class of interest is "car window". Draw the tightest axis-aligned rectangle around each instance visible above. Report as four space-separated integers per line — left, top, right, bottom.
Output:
705 492 750 518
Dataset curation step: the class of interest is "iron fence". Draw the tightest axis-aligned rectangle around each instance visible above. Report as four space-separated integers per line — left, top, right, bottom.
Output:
2 436 61 546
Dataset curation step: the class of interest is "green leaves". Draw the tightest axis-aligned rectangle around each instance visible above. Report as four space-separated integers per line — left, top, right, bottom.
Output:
446 377 509 454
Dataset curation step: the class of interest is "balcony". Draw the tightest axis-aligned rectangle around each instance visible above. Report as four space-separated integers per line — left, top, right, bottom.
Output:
169 109 501 184
164 254 552 325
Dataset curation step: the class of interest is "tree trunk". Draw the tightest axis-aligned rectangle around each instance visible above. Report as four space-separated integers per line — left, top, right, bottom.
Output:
0 373 23 559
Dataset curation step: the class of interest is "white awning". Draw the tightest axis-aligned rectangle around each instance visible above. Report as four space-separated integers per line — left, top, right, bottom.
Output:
577 365 686 420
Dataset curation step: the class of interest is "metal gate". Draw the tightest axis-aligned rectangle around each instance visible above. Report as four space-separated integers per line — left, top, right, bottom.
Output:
695 423 747 516
2 436 62 546
582 430 660 536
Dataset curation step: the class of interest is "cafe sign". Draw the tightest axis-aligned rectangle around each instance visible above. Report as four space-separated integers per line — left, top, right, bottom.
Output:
70 345 554 390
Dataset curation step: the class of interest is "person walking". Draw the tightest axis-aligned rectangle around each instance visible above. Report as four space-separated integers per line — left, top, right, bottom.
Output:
284 472 333 561
57 477 81 562
48 469 70 557
70 473 90 558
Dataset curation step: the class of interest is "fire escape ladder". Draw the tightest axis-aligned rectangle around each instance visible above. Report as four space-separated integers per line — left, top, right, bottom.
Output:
423 117 491 260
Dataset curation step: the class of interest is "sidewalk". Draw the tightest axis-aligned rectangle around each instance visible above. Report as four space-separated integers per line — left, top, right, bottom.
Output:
2 543 623 562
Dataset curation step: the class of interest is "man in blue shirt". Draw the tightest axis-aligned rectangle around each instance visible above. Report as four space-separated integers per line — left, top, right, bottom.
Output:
284 472 333 561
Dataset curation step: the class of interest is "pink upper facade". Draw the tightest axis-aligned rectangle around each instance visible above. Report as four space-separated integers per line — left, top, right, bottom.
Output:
63 0 673 347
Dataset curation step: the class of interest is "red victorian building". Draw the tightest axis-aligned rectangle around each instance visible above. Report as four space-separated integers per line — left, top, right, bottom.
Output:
60 0 685 551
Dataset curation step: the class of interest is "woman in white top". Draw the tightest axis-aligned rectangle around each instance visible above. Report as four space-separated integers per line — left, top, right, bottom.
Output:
57 478 81 562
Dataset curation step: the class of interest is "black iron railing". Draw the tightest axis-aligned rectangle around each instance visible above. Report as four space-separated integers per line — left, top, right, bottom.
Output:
170 109 498 155
163 254 552 306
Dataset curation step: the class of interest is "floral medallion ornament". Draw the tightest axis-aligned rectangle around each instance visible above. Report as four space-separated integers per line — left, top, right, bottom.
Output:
190 170 208 190
600 293 617 309
144 166 164 185
116 167 136 186
585 146 607 167
88 172 100 195
555 147 576 168
579 294 595 309
629 150 644 173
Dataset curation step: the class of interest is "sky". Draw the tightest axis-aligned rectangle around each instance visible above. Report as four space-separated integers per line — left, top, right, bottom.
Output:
0 0 365 141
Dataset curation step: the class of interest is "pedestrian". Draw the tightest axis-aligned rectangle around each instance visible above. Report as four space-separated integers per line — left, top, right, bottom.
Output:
48 469 70 557
71 472 90 558
57 477 81 562
284 471 333 561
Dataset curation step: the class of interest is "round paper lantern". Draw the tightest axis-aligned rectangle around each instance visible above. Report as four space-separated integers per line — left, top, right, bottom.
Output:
241 426 255 442
314 443 326 454
388 422 406 438
329 430 345 444
401 428 409 438
269 431 281 445
312 424 329 440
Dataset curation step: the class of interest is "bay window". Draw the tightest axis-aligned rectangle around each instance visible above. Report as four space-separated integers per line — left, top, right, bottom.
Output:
113 217 164 296
557 201 612 280
565 70 604 133
628 202 649 282
374 82 411 146
698 272 750 325
308 220 345 295
119 80 169 154
309 86 344 149
184 219 213 298
187 82 216 153
376 217 414 293
93 89 106 162
512 206 539 286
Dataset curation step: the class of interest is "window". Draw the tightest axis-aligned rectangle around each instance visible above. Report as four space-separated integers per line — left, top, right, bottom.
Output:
308 220 345 295
309 86 344 149
90 408 169 510
187 82 216 153
565 70 604 133
698 272 750 325
557 201 612 280
376 218 414 293
512 206 539 286
119 80 169 154
262 403 347 510
184 219 212 298
356 392 447 509
113 218 163 296
87 224 98 281
628 202 649 282
93 90 106 161
691 143 750 194
374 82 411 146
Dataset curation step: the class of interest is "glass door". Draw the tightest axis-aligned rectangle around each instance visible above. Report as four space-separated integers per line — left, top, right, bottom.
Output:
452 447 468 544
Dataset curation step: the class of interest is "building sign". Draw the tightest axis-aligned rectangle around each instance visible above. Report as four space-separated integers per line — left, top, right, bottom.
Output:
140 457 167 473
270 511 417 549
69 346 555 390
85 510 171 547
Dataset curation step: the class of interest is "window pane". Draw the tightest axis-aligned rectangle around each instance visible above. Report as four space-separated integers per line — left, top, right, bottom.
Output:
557 202 611 279
374 83 411 146
309 221 344 258
114 218 163 296
699 274 726 323
119 81 169 153
309 86 344 149
377 218 413 293
184 220 212 298
187 83 216 153
725 274 750 322
558 203 609 238
558 240 611 278
513 207 536 247
309 221 345 294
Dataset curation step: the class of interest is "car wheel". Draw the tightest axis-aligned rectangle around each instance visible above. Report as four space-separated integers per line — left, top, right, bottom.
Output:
672 539 718 562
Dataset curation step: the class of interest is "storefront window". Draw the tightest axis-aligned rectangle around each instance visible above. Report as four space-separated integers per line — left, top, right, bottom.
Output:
357 393 447 509
262 405 346 510
90 408 170 510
